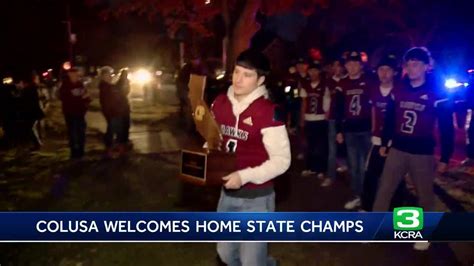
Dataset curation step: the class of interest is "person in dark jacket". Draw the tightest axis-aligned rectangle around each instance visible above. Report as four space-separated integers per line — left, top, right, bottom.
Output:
99 67 130 157
115 68 132 148
25 73 44 149
373 47 454 251
176 56 206 113
59 67 90 159
2 71 44 149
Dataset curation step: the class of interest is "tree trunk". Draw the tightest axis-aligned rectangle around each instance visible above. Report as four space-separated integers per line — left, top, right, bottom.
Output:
222 0 231 77
224 0 262 77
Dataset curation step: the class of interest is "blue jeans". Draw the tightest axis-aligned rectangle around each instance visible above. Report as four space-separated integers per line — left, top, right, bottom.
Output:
344 131 371 196
217 191 276 266
327 120 337 181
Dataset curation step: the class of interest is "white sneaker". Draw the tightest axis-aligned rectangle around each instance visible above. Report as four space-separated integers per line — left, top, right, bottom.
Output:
344 197 361 210
413 242 431 251
461 158 474 167
336 166 348 173
297 153 304 160
301 170 316 177
321 178 332 187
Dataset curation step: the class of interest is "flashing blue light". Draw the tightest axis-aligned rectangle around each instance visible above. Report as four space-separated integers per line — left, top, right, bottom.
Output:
445 79 459 89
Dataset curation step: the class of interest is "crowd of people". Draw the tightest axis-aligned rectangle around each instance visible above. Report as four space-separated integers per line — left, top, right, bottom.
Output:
208 46 474 265
0 71 48 150
0 45 472 264
0 66 132 159
273 48 463 216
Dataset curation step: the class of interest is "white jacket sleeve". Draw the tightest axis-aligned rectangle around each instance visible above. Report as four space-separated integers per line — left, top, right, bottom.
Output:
323 87 331 113
237 125 291 185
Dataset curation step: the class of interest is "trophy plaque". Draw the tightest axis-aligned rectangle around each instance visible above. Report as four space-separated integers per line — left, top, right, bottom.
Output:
179 75 236 186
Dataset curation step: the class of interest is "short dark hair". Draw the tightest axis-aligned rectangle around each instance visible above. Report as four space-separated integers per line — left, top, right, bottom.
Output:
235 49 270 78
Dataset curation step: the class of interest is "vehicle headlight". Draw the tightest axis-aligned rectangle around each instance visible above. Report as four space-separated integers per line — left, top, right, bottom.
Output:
132 69 152 84
2 77 13 85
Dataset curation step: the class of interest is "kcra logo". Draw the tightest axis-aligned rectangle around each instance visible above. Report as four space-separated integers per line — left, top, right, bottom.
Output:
393 207 424 239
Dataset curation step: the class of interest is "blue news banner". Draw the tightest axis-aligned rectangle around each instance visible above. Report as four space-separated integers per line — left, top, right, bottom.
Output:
0 211 472 242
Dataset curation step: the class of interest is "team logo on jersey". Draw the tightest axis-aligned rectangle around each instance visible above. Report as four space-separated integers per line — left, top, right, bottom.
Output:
420 94 429 100
243 117 253 126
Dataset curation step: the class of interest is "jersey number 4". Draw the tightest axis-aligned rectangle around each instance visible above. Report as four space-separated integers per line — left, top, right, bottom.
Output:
401 110 417 134
349 95 361 116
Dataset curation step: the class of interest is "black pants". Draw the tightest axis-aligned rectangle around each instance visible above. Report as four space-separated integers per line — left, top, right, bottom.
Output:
104 117 127 148
2 119 39 147
304 120 328 173
287 98 301 128
123 113 131 143
361 145 406 211
65 115 86 158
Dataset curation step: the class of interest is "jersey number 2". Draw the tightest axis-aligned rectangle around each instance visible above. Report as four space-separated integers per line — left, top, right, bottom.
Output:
401 110 417 134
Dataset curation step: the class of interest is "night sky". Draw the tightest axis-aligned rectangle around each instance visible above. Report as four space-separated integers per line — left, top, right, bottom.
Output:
2 0 474 75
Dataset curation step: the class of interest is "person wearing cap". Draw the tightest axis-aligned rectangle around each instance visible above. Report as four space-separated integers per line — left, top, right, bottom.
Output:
59 67 91 159
290 57 310 160
373 47 454 251
335 51 373 210
212 49 291 266
360 54 406 212
324 57 348 187
299 60 330 178
285 58 309 129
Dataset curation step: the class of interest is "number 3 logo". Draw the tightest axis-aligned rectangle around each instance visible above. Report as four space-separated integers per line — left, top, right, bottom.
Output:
393 207 424 231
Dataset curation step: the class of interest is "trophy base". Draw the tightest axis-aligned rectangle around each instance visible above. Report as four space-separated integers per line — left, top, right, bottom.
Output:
179 148 236 186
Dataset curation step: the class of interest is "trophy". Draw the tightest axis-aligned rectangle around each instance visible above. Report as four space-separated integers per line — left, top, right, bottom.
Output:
179 75 236 186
